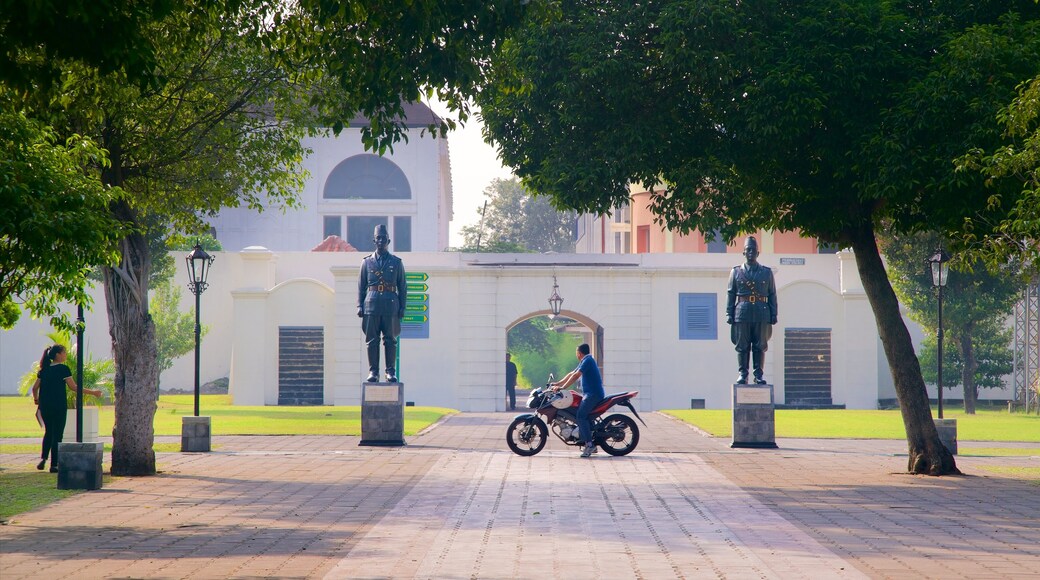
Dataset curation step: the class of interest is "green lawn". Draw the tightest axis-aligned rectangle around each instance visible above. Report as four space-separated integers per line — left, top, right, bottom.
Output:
0 394 455 438
663 408 1040 442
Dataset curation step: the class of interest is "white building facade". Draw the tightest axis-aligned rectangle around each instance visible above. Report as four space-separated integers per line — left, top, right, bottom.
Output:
3 248 1018 409
209 102 453 253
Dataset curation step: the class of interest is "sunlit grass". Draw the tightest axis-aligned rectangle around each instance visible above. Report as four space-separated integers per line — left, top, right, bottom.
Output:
663 408 1040 441
0 394 455 438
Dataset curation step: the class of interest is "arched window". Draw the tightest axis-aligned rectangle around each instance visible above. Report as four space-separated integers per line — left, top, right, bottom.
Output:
323 154 411 200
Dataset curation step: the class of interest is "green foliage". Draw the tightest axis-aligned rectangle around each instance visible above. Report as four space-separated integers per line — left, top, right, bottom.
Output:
508 317 553 356
880 229 1021 409
665 408 1040 442
17 330 114 409
0 395 455 438
508 317 582 388
291 0 529 153
0 0 180 89
918 321 1014 390
0 470 81 521
958 75 1040 271
459 178 576 253
0 92 126 331
151 279 208 381
480 1 1040 248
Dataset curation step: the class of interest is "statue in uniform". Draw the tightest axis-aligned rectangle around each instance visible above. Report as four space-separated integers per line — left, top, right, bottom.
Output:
725 236 778 384
358 224 407 382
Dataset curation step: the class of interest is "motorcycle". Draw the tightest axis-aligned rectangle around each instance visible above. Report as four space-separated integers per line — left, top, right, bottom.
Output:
506 374 646 456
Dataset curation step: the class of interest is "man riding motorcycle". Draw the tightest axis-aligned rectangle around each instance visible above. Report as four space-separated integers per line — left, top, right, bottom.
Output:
550 343 602 458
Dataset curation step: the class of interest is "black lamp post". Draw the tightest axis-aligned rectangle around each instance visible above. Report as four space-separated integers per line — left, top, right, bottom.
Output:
185 243 214 417
927 246 951 419
548 274 564 319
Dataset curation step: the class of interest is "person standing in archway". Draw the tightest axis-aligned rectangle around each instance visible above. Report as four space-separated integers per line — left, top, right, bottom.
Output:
505 353 518 411
726 236 778 384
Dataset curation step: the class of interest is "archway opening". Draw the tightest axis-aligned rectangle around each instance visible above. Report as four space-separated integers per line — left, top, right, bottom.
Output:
505 310 603 411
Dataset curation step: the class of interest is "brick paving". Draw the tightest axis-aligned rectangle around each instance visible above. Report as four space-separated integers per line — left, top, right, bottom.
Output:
1 412 1037 579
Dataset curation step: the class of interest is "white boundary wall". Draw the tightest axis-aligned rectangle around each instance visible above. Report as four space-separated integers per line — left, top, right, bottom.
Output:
1 249 1014 409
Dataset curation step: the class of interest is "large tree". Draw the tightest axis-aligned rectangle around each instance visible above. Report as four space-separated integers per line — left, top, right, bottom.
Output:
479 0 1040 474
880 231 1022 414
7 0 527 475
459 178 576 252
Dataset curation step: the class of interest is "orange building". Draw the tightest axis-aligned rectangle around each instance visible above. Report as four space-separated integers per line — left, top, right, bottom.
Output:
574 184 837 255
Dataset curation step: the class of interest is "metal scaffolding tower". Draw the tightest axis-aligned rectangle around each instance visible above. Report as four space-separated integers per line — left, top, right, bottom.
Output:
1012 279 1039 412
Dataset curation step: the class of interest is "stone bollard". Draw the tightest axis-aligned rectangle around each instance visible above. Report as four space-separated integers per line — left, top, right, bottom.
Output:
360 382 405 446
934 418 957 455
731 383 779 449
181 416 212 452
57 442 104 490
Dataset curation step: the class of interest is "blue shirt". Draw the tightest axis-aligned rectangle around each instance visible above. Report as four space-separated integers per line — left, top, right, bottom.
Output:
575 355 603 400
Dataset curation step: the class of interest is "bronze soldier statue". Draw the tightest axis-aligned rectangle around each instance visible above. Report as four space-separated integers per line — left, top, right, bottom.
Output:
358 224 407 382
726 236 778 384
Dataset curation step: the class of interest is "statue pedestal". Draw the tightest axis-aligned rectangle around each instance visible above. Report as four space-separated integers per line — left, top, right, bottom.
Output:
360 382 406 446
731 383 778 449
57 442 104 490
181 416 212 452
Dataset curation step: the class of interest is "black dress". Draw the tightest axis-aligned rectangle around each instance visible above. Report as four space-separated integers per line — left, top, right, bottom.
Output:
37 363 71 466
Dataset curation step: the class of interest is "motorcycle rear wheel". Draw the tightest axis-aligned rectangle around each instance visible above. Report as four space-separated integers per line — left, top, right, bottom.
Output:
597 414 640 456
506 417 548 456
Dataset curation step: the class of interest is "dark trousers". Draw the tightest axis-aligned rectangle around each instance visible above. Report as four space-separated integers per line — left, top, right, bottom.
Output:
39 405 66 466
731 321 772 354
506 385 516 410
363 314 400 374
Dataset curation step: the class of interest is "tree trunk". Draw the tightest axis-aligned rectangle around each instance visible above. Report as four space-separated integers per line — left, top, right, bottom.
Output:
849 225 958 475
103 201 158 476
959 332 978 415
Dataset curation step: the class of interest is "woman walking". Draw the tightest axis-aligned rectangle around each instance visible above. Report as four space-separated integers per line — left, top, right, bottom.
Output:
31 344 102 472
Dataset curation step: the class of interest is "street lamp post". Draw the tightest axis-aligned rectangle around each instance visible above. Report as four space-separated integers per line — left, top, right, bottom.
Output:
548 274 564 319
185 243 214 417
928 247 951 419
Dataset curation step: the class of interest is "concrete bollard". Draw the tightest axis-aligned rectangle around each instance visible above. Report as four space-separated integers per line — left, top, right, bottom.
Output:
934 418 957 455
181 416 212 452
57 442 104 490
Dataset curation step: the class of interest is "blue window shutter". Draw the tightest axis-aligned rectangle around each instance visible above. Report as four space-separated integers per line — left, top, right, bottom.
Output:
679 293 717 340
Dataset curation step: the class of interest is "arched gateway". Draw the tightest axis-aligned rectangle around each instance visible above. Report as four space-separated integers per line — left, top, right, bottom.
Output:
227 249 889 411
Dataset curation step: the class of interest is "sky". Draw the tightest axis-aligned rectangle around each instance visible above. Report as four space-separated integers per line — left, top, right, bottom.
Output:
426 101 515 247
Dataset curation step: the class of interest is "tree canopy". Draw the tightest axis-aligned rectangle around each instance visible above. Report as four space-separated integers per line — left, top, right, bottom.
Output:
0 96 124 329
459 178 576 252
958 75 1040 272
479 0 1040 474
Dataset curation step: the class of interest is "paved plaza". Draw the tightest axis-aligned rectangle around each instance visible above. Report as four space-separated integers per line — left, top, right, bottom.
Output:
1 412 1038 579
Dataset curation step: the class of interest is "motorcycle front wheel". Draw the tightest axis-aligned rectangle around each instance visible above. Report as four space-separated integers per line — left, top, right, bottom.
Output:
597 414 640 456
506 417 548 456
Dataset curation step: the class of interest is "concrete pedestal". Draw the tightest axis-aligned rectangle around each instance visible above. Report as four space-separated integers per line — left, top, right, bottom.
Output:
181 416 212 452
731 383 778 449
360 382 405 446
57 442 104 490
935 418 957 455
